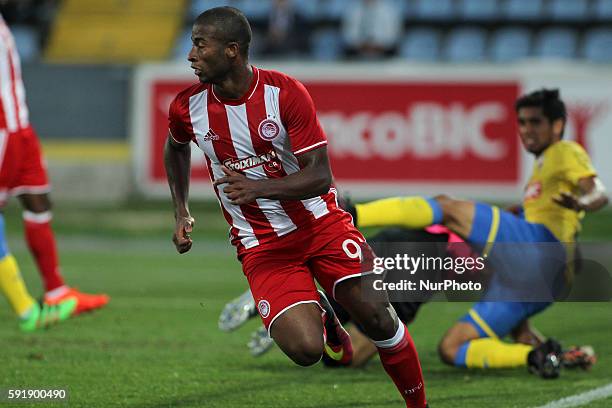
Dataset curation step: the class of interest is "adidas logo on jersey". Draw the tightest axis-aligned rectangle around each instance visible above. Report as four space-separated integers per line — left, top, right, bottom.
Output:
202 128 220 141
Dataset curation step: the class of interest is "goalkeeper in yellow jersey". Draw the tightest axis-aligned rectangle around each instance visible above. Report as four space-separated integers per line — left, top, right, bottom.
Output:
351 89 608 378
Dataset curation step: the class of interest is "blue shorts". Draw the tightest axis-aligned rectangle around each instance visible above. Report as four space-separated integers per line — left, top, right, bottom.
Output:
467 203 559 248
460 301 550 338
459 203 565 338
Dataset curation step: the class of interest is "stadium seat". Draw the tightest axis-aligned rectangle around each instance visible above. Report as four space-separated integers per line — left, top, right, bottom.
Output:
62 0 184 13
189 0 232 20
293 0 320 20
593 0 612 20
311 29 342 61
458 0 500 20
534 28 578 59
46 0 185 63
294 0 350 21
502 0 543 20
321 0 351 20
490 27 531 62
547 0 589 21
233 0 271 21
413 0 455 20
444 27 487 62
9 25 40 62
399 28 441 61
583 29 612 62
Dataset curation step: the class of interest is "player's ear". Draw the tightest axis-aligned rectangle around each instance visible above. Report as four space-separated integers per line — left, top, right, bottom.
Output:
226 42 239 59
552 118 565 138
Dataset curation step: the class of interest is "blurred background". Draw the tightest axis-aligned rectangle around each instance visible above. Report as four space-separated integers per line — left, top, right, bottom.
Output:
2 3 611 406
2 0 610 302
2 0 612 203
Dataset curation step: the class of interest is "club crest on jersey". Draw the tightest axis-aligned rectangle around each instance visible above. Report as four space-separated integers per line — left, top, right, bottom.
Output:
223 149 282 174
524 181 542 201
258 299 271 318
258 119 280 141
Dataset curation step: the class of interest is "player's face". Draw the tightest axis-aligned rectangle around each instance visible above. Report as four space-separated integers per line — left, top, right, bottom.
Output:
517 107 559 155
188 24 231 84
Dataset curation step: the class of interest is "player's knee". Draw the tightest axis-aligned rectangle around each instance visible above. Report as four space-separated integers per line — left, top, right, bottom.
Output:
284 336 323 367
437 335 459 366
357 305 397 340
433 194 452 205
434 194 464 225
20 194 52 213
433 194 454 217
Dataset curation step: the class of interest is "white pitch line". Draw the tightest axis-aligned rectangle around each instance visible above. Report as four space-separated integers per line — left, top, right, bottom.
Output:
532 383 612 408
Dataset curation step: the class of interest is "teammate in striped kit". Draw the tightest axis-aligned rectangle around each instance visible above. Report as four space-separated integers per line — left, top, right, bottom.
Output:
165 7 428 407
0 13 109 315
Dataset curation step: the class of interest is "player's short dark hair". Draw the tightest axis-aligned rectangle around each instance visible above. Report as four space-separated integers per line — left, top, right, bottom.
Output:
515 88 567 136
195 7 251 58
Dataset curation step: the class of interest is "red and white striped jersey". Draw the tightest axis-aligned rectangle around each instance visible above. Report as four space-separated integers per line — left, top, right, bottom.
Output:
0 14 29 133
169 66 345 253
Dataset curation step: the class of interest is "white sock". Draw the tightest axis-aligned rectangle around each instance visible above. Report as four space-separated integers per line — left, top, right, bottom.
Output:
372 321 405 349
45 285 69 300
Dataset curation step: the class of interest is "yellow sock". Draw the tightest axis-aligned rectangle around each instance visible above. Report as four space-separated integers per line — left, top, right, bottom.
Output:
464 338 532 368
0 254 36 317
355 197 443 229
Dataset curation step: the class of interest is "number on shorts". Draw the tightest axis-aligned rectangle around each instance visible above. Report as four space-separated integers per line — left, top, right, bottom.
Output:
342 238 362 260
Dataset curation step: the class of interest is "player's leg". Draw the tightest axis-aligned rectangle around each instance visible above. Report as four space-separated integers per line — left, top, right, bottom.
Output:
0 212 76 331
345 325 378 367
311 224 427 407
18 192 65 293
334 276 427 408
511 319 545 346
352 195 476 239
0 212 37 319
322 297 425 368
0 132 45 328
318 290 354 366
269 303 326 366
16 127 108 313
321 227 435 369
15 126 65 294
438 301 562 378
439 303 534 369
243 250 327 366
19 192 110 313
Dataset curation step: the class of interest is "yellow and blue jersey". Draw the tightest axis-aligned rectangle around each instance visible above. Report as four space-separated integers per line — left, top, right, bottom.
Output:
523 140 597 243
461 141 597 339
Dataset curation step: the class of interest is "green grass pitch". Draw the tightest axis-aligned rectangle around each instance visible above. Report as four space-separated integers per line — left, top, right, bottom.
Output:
0 202 611 407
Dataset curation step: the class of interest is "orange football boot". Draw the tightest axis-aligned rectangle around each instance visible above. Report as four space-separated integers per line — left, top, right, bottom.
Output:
45 287 109 315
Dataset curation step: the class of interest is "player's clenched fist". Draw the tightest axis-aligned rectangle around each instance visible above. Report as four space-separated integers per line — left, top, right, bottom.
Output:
213 166 260 205
173 215 195 254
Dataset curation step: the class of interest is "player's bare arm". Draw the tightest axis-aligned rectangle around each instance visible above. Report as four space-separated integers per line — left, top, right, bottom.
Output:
164 134 195 253
214 147 332 205
505 204 523 215
553 176 609 212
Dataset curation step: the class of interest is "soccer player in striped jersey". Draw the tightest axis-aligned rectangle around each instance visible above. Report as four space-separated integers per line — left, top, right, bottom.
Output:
0 14 109 314
165 7 427 407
